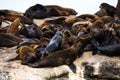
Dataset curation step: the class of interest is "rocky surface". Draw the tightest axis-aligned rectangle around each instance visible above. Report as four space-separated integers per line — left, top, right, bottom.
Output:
0 47 120 80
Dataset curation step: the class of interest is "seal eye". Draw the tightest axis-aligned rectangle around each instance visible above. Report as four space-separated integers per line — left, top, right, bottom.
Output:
42 28 48 32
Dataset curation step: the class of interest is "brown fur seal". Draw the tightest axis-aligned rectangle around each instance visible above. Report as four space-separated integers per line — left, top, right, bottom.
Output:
28 42 80 68
6 46 37 65
24 4 47 19
95 3 120 19
6 18 20 36
90 16 113 29
0 10 21 21
27 34 91 68
0 33 22 47
61 30 75 49
91 39 120 56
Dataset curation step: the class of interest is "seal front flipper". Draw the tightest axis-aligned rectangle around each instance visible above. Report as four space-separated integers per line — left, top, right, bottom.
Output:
65 59 76 73
27 63 37 68
27 61 42 68
69 63 76 73
5 55 20 62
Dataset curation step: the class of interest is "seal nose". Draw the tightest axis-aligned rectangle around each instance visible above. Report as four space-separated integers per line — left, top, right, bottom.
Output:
75 12 78 15
73 10 78 15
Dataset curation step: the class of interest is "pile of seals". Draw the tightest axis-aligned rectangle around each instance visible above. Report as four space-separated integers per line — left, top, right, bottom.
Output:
0 3 120 69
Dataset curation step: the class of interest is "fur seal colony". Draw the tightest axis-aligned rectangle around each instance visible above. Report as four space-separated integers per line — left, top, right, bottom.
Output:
1 2 120 67
0 2 120 80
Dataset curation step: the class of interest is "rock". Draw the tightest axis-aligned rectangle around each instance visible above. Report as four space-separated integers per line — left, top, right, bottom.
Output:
73 52 120 80
0 48 120 80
